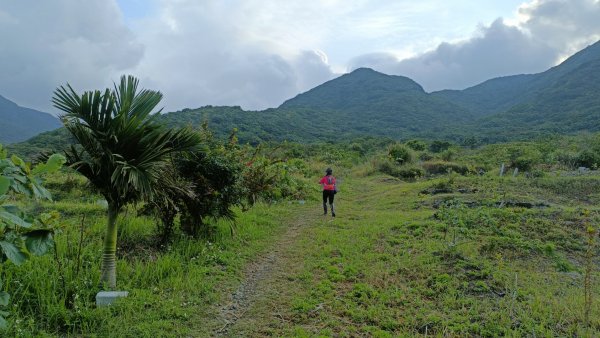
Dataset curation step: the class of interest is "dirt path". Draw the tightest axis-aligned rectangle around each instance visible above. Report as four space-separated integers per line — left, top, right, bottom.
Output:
213 207 322 336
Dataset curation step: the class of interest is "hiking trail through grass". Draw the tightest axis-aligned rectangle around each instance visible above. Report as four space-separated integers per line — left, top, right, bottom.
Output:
213 202 332 336
210 173 600 336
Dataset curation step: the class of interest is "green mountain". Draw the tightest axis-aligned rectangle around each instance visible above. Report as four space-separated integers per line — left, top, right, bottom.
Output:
11 39 600 154
162 68 474 143
0 95 61 144
433 41 600 117
428 40 600 141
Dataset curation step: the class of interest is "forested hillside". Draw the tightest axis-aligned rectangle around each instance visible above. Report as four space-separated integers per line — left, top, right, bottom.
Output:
8 40 600 155
160 40 600 144
0 95 61 144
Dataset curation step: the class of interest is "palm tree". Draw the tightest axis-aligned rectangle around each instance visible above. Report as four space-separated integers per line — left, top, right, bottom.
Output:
52 75 200 289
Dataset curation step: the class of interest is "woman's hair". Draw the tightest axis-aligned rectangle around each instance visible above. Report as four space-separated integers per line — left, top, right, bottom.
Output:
326 167 333 175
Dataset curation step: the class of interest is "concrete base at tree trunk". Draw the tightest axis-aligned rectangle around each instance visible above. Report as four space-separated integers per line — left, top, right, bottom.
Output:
96 291 129 306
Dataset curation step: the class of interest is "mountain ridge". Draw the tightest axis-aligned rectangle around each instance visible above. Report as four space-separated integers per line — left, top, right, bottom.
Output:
8 39 600 154
0 95 61 144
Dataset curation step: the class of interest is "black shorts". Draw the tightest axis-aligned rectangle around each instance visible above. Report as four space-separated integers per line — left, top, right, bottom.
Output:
323 190 335 204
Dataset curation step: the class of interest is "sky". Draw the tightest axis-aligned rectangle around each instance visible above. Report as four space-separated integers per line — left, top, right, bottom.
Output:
1 0 599 115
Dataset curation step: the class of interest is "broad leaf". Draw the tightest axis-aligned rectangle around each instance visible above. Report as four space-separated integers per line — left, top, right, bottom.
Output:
0 241 28 265
32 154 66 175
0 291 9 306
30 181 52 201
24 230 54 256
0 314 7 329
12 174 26 184
0 177 8 195
10 155 25 169
0 210 31 228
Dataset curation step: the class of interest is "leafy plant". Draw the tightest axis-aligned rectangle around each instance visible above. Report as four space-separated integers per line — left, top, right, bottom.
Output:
405 139 427 151
0 144 65 328
171 130 243 238
430 140 452 153
422 161 471 175
576 149 600 169
52 75 200 289
388 144 413 165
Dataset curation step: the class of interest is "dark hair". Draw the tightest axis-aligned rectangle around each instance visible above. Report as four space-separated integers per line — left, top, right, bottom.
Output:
326 168 333 175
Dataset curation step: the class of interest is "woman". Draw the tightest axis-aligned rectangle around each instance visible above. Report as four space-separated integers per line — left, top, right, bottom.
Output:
319 167 337 217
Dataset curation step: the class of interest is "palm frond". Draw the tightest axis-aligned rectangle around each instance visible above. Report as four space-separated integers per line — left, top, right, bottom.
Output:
53 75 201 209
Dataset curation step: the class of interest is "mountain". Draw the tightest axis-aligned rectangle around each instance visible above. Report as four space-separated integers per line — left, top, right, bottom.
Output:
433 40 600 116
280 67 474 128
429 40 600 141
0 95 61 144
11 39 600 155
161 68 474 143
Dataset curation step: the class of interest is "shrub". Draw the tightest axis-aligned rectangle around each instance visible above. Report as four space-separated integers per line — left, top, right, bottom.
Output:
575 149 600 169
388 144 413 165
422 161 471 175
440 148 457 161
419 152 434 161
554 150 578 169
430 140 452 153
377 160 423 180
350 143 366 156
512 156 536 171
508 147 542 171
395 166 425 180
405 139 427 151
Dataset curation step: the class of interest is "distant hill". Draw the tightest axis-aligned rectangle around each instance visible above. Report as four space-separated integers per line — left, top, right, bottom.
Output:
161 68 474 143
433 41 600 117
0 95 61 144
12 39 600 155
430 40 600 141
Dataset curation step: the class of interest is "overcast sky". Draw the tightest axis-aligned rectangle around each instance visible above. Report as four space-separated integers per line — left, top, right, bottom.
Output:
1 0 599 115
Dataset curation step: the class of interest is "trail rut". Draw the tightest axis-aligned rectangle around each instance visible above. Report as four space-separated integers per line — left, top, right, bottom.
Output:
214 209 319 336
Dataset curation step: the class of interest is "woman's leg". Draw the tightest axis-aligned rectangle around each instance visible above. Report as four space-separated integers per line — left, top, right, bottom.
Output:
329 192 336 217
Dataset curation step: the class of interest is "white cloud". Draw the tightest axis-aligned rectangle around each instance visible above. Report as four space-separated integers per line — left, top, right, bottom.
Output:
129 0 336 111
349 0 600 91
2 0 600 114
0 0 143 113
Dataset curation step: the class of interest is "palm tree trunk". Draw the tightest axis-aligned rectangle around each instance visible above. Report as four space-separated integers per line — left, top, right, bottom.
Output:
100 204 119 289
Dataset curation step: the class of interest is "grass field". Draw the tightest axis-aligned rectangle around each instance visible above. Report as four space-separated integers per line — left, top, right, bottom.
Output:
219 173 600 337
3 158 600 337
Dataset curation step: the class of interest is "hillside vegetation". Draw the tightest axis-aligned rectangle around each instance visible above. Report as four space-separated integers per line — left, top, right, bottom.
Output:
9 40 600 152
0 95 61 144
2 132 600 336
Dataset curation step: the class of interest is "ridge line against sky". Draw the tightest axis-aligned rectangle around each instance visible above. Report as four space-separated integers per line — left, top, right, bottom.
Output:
1 0 599 115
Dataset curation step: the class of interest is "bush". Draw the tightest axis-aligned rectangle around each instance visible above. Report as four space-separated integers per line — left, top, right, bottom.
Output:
508 147 542 171
405 139 427 151
440 149 457 161
422 161 471 175
377 160 424 180
575 149 600 169
395 166 425 180
388 144 413 165
512 156 538 171
350 143 366 156
419 152 434 161
554 150 578 169
430 141 452 153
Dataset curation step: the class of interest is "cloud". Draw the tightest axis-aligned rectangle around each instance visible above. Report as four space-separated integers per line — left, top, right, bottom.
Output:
3 0 600 114
130 1 336 111
519 0 600 57
349 0 600 91
0 0 143 113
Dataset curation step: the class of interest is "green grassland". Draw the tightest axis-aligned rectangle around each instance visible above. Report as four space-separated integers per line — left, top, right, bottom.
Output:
2 136 600 337
234 173 600 336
